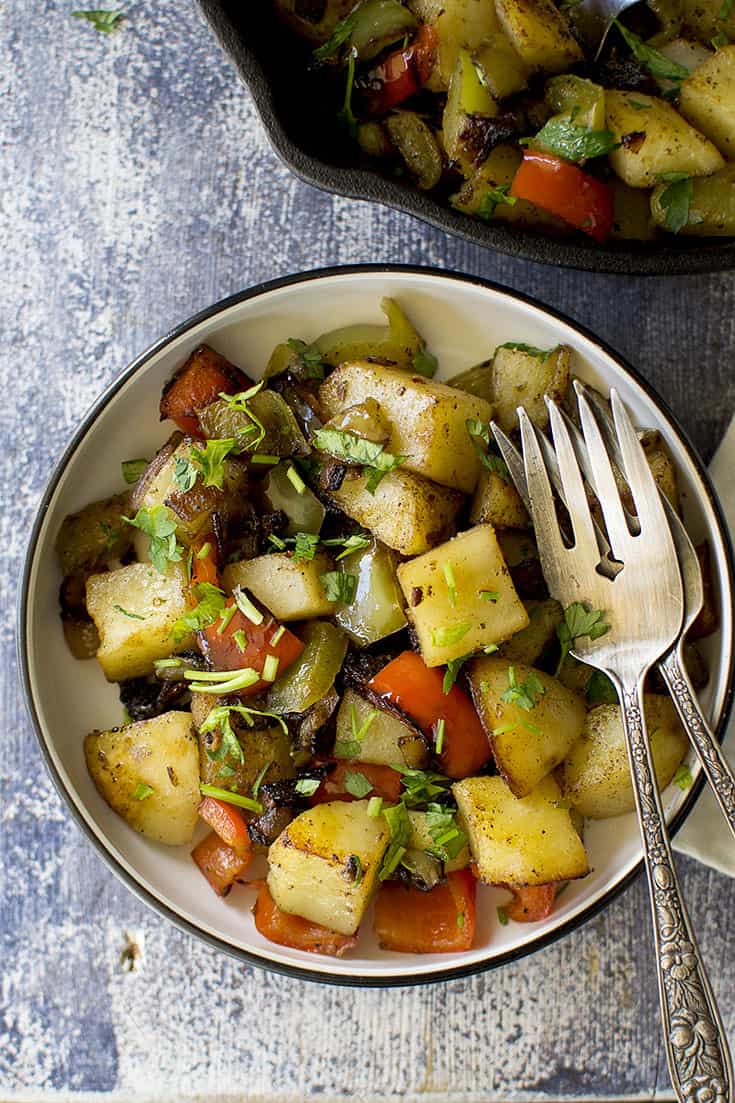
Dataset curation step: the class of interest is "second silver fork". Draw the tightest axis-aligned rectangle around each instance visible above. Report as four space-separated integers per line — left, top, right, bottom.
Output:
493 389 735 845
516 389 732 1103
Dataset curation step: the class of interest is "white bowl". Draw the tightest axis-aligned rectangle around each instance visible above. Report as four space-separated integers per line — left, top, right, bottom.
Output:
19 266 735 986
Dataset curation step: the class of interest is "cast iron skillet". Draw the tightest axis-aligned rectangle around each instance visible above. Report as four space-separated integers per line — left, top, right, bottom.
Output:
197 0 735 276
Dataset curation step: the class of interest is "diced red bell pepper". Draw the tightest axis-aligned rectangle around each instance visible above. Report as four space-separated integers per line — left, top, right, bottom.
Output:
198 796 252 858
510 152 614 243
252 882 358 957
374 869 477 953
362 24 437 115
160 345 252 436
368 651 490 779
201 597 304 696
503 883 557 923
309 759 403 804
192 830 252 896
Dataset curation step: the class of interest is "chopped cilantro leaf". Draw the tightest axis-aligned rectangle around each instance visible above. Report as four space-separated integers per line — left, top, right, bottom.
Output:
344 770 373 798
496 341 555 363
556 602 610 675
526 117 620 163
72 9 124 32
113 604 145 620
123 505 183 574
431 622 471 648
585 669 618 706
190 438 238 490
295 777 321 796
320 570 357 604
287 338 326 379
673 764 693 790
133 782 154 800
121 458 148 484
292 532 320 561
497 905 509 926
656 173 699 234
170 581 226 642
379 802 411 880
614 20 690 82
477 184 517 221
312 11 358 62
322 532 372 560
412 347 439 378
501 666 545 711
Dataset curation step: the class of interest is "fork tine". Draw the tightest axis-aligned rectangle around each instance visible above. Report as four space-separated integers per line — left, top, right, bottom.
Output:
546 399 600 563
609 388 672 535
517 408 568 592
574 379 641 536
575 385 634 559
491 422 532 513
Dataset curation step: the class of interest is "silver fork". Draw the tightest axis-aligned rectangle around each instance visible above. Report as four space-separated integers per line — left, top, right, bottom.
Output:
494 392 735 844
517 390 732 1103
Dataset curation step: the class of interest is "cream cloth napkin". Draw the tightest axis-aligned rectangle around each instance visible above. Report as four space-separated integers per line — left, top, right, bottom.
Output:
673 416 735 877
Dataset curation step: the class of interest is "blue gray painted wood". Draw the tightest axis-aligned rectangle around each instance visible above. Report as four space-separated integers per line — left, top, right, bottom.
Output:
2 1 734 1098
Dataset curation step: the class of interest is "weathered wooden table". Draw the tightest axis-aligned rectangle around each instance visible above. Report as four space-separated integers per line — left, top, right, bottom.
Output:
2 3 734 1099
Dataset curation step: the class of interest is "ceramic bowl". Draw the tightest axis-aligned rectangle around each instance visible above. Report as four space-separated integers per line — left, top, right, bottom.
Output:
19 265 735 985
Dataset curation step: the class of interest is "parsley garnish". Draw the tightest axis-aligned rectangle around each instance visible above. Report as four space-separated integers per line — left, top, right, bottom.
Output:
443 561 457 607
121 458 148 484
412 347 438 378
556 602 610 675
496 341 555 363
123 505 183 574
251 761 272 801
673 763 693 790
443 654 469 694
497 905 509 926
199 704 287 772
720 0 734 17
379 802 412 880
292 532 320 562
466 418 511 481
334 704 378 759
72 9 124 32
173 455 198 493
585 669 618 706
526 118 620 163
220 382 267 451
320 570 357 605
431 622 471 648
295 777 321 796
312 11 358 61
313 428 406 494
99 522 120 553
190 438 238 490
394 766 453 808
322 532 372 560
348 855 364 886
614 20 690 83
501 666 545 711
133 782 154 800
656 173 702 234
170 581 226 642
113 604 145 620
287 337 326 380
337 49 358 139
199 784 263 814
424 806 467 862
344 770 373 798
477 184 517 221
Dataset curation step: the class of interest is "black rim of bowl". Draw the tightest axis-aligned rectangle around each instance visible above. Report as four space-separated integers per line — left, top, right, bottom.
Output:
197 1 735 278
18 263 735 987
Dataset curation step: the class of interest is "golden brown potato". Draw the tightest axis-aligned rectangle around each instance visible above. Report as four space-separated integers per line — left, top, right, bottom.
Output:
85 712 200 845
321 465 463 556
468 655 586 796
86 562 195 681
561 696 689 818
491 344 572 434
55 493 132 575
319 361 494 493
397 524 529 667
470 467 529 528
499 598 563 665
494 0 583 73
606 91 724 187
453 774 590 885
222 552 337 621
267 800 390 935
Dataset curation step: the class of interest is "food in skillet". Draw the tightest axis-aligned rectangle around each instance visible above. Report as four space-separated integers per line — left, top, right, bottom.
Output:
271 0 735 243
56 298 716 956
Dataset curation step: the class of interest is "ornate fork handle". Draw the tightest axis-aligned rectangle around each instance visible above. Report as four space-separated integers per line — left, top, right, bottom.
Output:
659 650 735 843
620 685 733 1103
